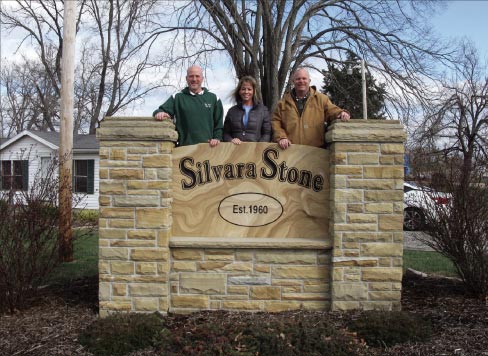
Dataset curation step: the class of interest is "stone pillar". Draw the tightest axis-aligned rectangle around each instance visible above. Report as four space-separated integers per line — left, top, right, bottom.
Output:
96 117 177 317
326 120 406 311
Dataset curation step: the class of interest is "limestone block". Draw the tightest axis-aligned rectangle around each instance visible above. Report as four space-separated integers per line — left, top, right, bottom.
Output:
332 189 363 203
180 273 226 294
115 196 159 207
135 208 171 228
130 249 168 262
172 249 204 261
143 154 171 168
361 243 402 257
99 283 110 300
348 179 395 190
110 148 127 160
110 168 144 180
98 168 109 181
99 195 111 206
255 251 317 264
364 190 403 202
363 166 404 179
332 258 377 267
333 166 363 176
99 301 132 311
331 301 360 311
134 298 159 311
99 228 127 239
129 283 167 297
100 207 135 219
136 262 157 275
333 283 368 301
369 291 401 301
264 301 301 312
222 301 262 310
380 143 405 154
347 153 379 165
228 276 270 285
362 268 403 282
254 264 270 273
347 214 377 224
378 214 404 231
303 281 330 293
272 266 328 279
282 293 329 301
235 251 253 261
334 223 377 232
227 285 249 295
196 261 229 271
112 284 127 296
128 230 156 240
111 261 134 275
332 143 379 153
100 181 126 194
364 203 393 214
250 286 281 300
99 248 128 260
99 261 110 274
109 219 134 228
172 261 196 272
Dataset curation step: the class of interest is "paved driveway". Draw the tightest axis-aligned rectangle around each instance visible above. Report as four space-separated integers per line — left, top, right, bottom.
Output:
403 231 434 251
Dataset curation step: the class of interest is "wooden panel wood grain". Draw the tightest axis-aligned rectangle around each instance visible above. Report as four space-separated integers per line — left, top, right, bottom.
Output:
172 142 329 238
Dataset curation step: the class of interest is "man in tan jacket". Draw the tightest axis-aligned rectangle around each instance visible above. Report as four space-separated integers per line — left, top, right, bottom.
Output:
272 68 350 149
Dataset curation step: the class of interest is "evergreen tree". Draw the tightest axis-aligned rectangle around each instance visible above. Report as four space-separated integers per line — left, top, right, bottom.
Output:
322 58 387 120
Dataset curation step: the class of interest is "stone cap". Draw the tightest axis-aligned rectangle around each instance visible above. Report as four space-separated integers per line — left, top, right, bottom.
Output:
97 116 178 142
170 236 333 250
325 119 406 143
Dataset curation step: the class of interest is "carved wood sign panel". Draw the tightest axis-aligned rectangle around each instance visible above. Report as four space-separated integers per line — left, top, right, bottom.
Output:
172 142 329 238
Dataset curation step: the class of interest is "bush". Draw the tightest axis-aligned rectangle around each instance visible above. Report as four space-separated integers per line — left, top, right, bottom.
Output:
0 166 61 313
154 311 365 355
349 311 432 347
419 162 488 299
79 313 166 356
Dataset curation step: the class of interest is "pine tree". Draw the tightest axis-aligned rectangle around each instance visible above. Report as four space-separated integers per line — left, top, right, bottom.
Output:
322 57 387 120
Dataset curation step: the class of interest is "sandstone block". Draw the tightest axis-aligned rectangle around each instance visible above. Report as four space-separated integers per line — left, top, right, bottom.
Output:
129 283 167 297
136 208 171 228
171 295 208 309
180 273 226 294
361 243 402 257
250 286 281 300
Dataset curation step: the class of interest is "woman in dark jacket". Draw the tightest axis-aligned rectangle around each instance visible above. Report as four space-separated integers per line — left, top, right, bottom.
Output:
223 76 271 144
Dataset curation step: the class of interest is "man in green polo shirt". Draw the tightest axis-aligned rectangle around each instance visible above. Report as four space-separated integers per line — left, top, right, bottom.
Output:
153 65 223 147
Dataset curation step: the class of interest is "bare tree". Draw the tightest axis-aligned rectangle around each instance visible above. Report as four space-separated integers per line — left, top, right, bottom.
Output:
152 0 455 115
413 44 488 173
1 0 167 134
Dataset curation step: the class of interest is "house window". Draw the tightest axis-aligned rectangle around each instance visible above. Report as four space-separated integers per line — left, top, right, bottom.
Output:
0 160 28 191
73 159 94 194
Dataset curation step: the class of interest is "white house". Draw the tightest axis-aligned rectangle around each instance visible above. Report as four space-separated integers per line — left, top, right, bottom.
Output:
0 130 100 210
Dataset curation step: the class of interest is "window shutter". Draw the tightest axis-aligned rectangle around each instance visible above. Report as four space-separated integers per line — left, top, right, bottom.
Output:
22 160 29 191
87 160 95 194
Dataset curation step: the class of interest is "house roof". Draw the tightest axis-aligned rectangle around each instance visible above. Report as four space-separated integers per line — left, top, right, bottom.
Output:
0 130 99 152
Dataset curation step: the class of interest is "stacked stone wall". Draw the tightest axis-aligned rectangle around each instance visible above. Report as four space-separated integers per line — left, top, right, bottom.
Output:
97 117 406 315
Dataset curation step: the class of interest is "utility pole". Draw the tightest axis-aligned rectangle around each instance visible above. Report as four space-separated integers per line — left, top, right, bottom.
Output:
361 59 367 120
59 0 76 262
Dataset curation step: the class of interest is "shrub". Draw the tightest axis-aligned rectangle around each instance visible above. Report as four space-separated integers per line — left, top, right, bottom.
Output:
155 311 365 355
419 161 488 299
0 159 61 313
79 312 166 356
349 311 432 347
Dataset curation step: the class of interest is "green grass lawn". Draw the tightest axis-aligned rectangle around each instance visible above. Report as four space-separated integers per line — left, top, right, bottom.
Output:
403 250 458 277
46 230 99 285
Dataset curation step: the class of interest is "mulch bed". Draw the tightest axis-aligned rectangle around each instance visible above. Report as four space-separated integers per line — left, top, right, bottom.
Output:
1 274 487 356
